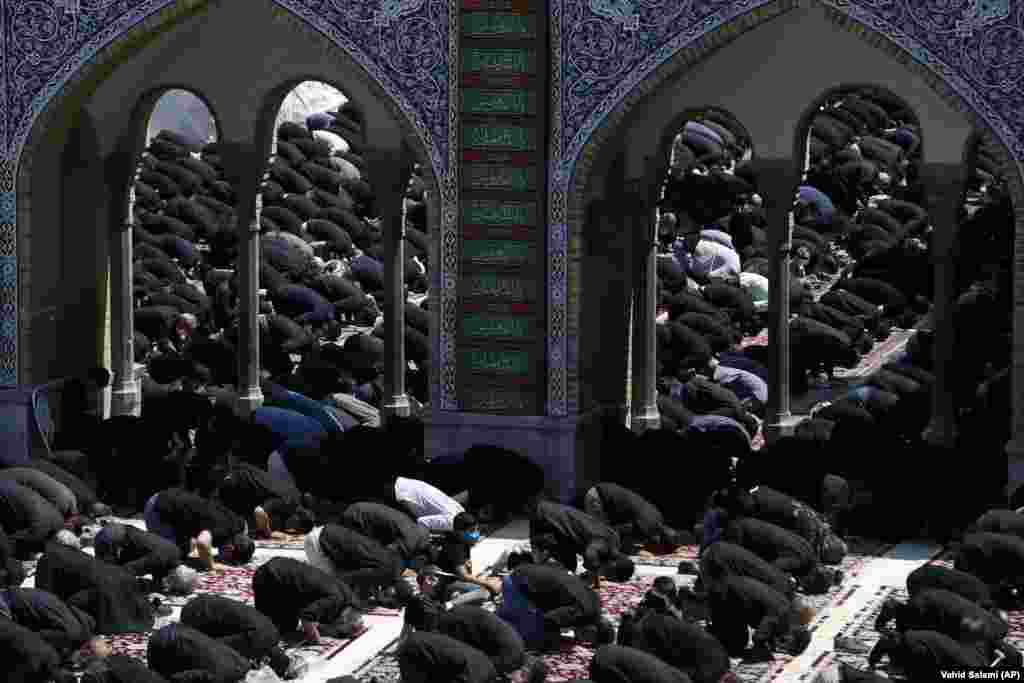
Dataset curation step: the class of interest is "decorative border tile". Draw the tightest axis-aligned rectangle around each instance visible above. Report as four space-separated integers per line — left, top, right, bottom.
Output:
549 0 1024 417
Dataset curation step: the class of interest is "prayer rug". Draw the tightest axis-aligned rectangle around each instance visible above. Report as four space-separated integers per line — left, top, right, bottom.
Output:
741 329 769 348
833 329 913 380
927 547 955 569
629 544 698 568
254 536 308 551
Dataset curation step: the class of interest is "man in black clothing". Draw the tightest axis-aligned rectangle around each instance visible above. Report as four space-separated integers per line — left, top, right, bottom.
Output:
0 617 72 683
341 501 432 564
93 522 185 592
588 644 693 683
396 631 499 683
0 479 66 558
433 512 502 604
145 488 254 572
747 487 847 565
529 500 635 585
706 576 814 661
80 654 167 683
459 445 547 523
618 608 731 683
147 623 252 683
309 523 410 604
724 518 841 594
971 509 1024 539
403 599 527 676
583 482 686 553
698 541 796 599
214 464 315 539
867 629 988 678
906 564 995 609
181 595 300 680
26 457 109 519
34 542 154 635
252 557 363 643
955 533 1024 605
496 563 614 653
0 586 100 659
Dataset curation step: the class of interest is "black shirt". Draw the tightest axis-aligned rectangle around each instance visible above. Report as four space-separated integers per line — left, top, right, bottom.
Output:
957 532 1024 585
95 523 181 578
437 533 471 576
0 618 62 683
0 586 95 643
589 644 693 683
724 518 816 573
975 510 1024 540
514 564 601 620
627 612 728 683
899 589 1007 642
0 479 64 547
706 576 791 631
217 463 301 517
154 488 245 548
700 541 794 598
318 524 402 576
906 565 994 608
341 501 430 559
438 605 526 673
147 623 251 683
594 483 665 542
181 594 280 644
397 631 497 683
531 501 620 554
253 557 357 627
891 630 988 678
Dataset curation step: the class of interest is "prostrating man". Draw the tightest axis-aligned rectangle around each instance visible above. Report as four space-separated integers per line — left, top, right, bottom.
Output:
723 518 841 594
458 445 547 523
403 599 532 678
396 631 498 683
390 475 466 533
181 595 301 680
252 557 364 644
705 576 814 661
618 608 731 683
34 542 154 634
0 586 102 660
589 644 693 683
93 522 195 595
144 488 254 572
496 563 615 653
906 564 995 609
747 487 847 565
303 523 412 606
341 501 432 565
80 654 168 683
147 623 251 683
214 464 315 540
971 509 1024 540
867 629 988 678
583 482 687 554
697 541 796 599
529 499 635 586
955 532 1024 605
0 467 78 519
0 617 73 683
0 479 66 558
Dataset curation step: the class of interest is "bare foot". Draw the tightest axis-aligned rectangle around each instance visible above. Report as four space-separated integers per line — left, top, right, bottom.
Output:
89 637 112 659
254 507 272 536
636 550 656 559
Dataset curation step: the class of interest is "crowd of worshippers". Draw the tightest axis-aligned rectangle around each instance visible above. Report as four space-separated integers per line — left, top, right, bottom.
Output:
130 104 433 430
6 375 1024 683
653 93 934 444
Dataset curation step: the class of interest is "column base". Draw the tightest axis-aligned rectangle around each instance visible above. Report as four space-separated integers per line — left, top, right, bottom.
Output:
110 380 141 418
921 417 958 448
762 413 804 445
235 386 264 418
630 404 660 434
382 394 412 420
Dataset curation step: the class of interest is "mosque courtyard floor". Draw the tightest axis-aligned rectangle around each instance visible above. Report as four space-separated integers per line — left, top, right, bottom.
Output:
24 517 962 683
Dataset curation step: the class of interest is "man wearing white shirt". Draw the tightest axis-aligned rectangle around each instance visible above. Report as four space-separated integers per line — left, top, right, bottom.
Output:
313 129 349 155
672 230 741 283
393 477 465 533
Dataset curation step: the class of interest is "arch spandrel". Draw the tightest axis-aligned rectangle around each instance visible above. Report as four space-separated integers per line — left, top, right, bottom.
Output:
553 0 1024 418
7 0 458 404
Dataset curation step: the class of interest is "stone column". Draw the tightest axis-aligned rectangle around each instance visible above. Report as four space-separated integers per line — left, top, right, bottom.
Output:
214 140 264 417
364 146 415 421
625 178 659 433
108 165 140 417
919 163 962 449
754 159 802 441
